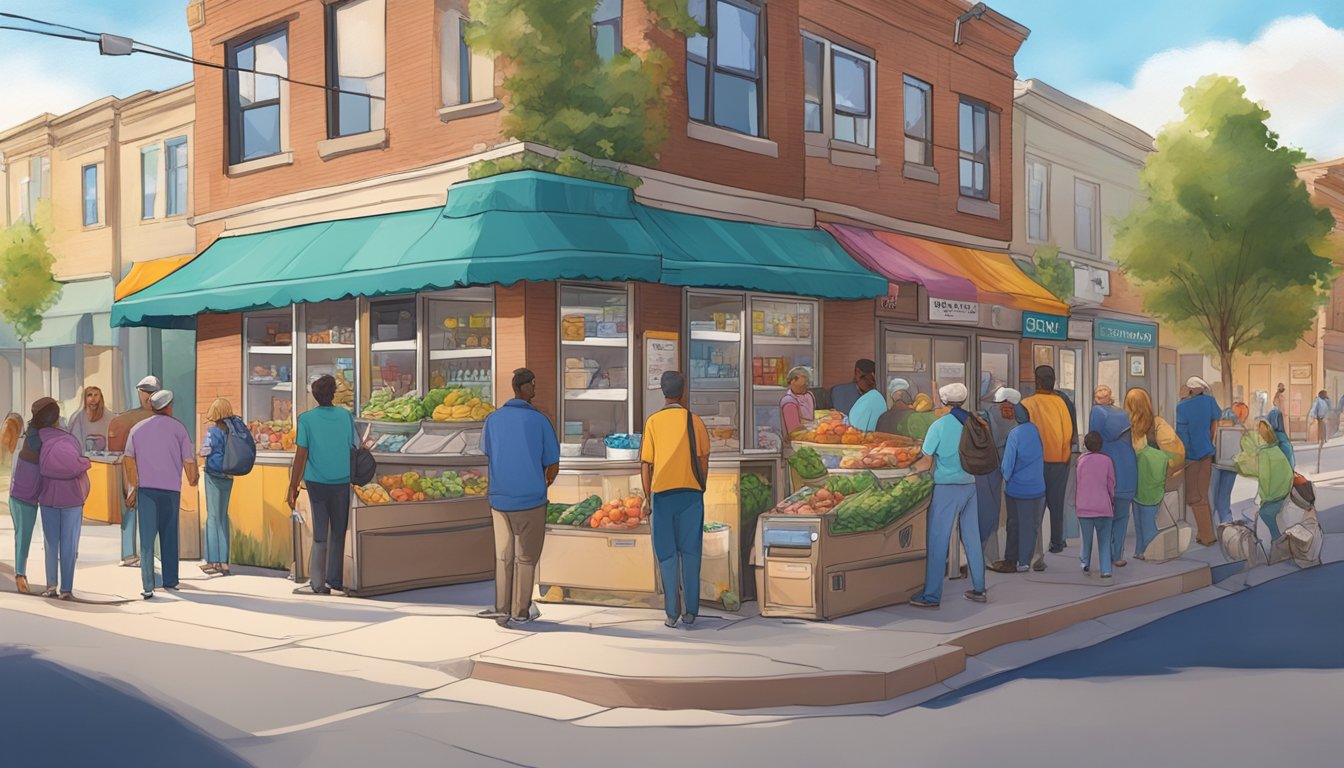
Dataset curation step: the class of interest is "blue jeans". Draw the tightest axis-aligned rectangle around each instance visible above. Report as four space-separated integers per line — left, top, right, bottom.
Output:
1005 495 1045 567
40 505 82 593
1211 468 1237 525
1259 497 1287 540
121 497 138 560
1134 503 1160 556
203 473 233 565
9 498 39 577
915 483 983 604
138 488 180 592
1110 495 1135 562
651 489 704 620
1079 516 1113 576
974 469 1003 550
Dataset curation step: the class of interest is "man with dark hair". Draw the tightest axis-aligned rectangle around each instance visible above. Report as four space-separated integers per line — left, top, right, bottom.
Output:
287 374 358 595
1021 365 1077 554
642 370 711 627
829 359 877 417
479 368 560 627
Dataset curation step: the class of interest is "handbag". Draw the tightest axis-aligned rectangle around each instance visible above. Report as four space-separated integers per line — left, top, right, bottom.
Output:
686 409 706 492
348 415 376 486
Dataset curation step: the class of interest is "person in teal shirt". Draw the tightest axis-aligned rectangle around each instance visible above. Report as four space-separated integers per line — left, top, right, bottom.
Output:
287 375 357 595
847 370 886 432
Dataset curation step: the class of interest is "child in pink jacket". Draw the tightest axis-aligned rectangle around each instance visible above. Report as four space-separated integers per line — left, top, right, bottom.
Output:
1075 431 1115 579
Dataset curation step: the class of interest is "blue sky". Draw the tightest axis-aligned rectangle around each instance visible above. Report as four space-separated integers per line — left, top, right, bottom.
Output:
2 1 1343 157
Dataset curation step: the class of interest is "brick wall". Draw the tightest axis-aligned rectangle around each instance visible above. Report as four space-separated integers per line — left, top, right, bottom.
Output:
821 300 876 388
196 312 243 426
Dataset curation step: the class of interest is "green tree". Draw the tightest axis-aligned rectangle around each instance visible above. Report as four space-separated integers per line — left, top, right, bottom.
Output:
1029 246 1074 302
0 202 61 343
1114 75 1337 402
466 0 700 187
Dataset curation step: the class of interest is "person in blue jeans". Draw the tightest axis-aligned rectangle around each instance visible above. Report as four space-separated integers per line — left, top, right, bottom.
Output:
909 382 986 607
1075 432 1115 579
1134 442 1172 558
1091 386 1137 567
287 375 358 596
123 390 199 600
1210 408 1245 528
199 398 242 576
996 393 1045 573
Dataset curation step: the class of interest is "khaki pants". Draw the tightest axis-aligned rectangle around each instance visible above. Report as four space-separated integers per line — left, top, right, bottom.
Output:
492 505 546 619
1185 456 1215 544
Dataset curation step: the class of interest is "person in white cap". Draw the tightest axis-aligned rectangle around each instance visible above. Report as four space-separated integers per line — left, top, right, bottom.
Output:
994 388 1047 573
909 381 988 607
1175 376 1222 546
106 374 163 567
124 389 199 599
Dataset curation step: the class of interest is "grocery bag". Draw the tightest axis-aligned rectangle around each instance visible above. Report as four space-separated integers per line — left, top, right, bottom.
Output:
1218 521 1262 568
1142 488 1192 563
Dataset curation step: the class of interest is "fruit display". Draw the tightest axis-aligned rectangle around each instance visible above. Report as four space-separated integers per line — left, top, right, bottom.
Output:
770 486 847 516
426 387 495 422
739 473 774 524
361 387 428 423
790 411 916 448
248 419 295 451
829 473 933 534
360 469 483 504
557 495 603 526
587 494 648 529
839 441 922 470
461 470 488 496
785 447 827 479
354 483 392 504
372 433 410 453
825 472 878 497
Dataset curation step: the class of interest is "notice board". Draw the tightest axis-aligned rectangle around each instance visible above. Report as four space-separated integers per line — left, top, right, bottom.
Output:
645 331 680 390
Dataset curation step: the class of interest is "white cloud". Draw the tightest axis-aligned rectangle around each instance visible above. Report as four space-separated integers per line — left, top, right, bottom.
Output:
1079 15 1344 161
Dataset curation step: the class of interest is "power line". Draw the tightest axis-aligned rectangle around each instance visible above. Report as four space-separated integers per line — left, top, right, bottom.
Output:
0 14 386 102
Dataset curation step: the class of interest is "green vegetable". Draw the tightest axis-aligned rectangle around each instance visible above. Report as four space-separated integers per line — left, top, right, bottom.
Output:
825 472 876 497
786 447 827 479
739 473 774 524
829 474 933 534
558 495 602 526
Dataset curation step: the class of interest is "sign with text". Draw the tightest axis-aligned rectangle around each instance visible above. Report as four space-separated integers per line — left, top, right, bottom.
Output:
1093 318 1157 348
928 297 979 323
1022 311 1068 340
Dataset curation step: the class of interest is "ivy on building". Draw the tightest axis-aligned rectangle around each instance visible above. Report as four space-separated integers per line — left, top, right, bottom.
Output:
465 0 701 188
0 202 61 343
1029 246 1074 301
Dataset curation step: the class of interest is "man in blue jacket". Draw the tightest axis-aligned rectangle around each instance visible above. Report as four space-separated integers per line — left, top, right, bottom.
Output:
996 391 1046 573
1176 376 1222 546
1091 385 1137 566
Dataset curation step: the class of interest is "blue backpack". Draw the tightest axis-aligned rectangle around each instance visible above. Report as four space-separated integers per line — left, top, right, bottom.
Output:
219 415 257 476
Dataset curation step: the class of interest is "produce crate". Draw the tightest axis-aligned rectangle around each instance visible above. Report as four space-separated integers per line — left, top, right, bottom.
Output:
827 474 934 535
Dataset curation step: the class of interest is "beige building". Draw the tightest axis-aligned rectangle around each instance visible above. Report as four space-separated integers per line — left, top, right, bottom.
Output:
0 85 196 424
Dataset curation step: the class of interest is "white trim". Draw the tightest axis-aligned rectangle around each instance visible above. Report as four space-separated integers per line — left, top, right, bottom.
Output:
227 152 295 177
317 128 388 160
957 196 1000 219
686 122 779 157
902 162 939 184
438 99 503 122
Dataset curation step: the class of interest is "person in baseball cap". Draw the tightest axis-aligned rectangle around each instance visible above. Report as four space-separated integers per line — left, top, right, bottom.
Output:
107 375 166 565
123 385 198 599
1185 376 1210 394
1177 374 1222 545
150 389 174 411
993 387 1021 405
136 375 161 393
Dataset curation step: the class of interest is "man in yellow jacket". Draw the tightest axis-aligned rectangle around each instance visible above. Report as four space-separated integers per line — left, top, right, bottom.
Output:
1021 365 1077 554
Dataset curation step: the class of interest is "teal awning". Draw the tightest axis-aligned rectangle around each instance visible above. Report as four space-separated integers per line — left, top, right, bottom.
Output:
114 171 884 329
6 276 116 348
633 205 887 299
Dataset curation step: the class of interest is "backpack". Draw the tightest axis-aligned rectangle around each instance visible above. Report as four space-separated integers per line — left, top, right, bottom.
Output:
953 410 999 476
219 416 257 476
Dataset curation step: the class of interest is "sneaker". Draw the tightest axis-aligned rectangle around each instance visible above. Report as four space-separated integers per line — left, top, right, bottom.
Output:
1049 544 1065 554
1032 558 1046 572
476 609 508 620
1016 564 1030 573
1081 563 1091 573
163 584 181 592
989 560 1018 574
1101 573 1113 580
909 596 939 609
681 613 696 626
964 590 987 603
510 604 542 625
141 591 154 600
664 616 679 628
121 556 140 568
1114 559 1128 568
293 585 330 595
496 616 513 628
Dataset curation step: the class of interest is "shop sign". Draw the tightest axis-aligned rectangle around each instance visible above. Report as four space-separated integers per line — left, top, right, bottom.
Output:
1021 311 1068 340
1093 318 1156 348
1290 364 1313 385
928 297 979 323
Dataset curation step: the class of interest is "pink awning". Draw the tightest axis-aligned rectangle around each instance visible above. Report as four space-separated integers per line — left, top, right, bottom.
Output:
822 223 978 303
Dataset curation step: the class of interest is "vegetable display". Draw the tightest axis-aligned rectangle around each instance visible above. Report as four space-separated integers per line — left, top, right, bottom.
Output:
552 494 649 529
786 447 827 479
829 473 933 534
361 387 429 423
426 387 496 422
739 473 774 523
825 472 877 497
248 419 295 451
771 486 847 516
546 503 570 524
354 469 489 504
839 441 921 470
557 496 603 526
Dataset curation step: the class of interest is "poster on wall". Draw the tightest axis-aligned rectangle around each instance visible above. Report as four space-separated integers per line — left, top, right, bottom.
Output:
887 353 916 371
1129 354 1146 377
645 332 679 390
928 298 979 323
1059 351 1077 390
1290 364 1312 385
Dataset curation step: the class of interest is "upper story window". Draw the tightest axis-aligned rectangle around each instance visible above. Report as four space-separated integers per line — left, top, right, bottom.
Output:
326 0 386 138
903 76 932 166
802 37 823 133
439 1 495 109
593 0 622 61
1074 178 1100 255
958 98 990 199
831 48 873 147
687 0 765 138
81 164 99 226
1026 157 1049 242
227 27 289 164
141 145 159 219
166 137 189 217
20 155 50 224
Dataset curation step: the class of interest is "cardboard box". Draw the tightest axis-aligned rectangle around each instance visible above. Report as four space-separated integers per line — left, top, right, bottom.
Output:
608 366 628 388
565 370 592 389
561 315 586 341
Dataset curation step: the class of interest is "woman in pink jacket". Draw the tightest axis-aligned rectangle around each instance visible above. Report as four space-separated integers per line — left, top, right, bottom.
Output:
8 405 46 594
32 398 92 599
1075 431 1116 580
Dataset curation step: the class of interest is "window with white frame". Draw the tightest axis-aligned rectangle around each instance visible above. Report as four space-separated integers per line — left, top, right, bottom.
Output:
903 76 932 165
166 136 188 217
1074 178 1099 255
687 0 765 137
594 0 622 61
802 36 823 133
227 27 288 164
831 47 873 147
958 98 990 199
81 164 99 226
326 0 386 138
438 1 495 108
1027 157 1049 242
20 155 49 223
141 145 159 220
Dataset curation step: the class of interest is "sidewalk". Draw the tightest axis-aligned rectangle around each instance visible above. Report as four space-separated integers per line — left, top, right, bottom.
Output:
2 475 1340 716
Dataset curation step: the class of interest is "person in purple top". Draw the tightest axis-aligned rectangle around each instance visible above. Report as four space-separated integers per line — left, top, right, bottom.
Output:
124 390 199 600
1091 385 1138 568
27 398 93 599
1075 432 1116 579
8 399 62 595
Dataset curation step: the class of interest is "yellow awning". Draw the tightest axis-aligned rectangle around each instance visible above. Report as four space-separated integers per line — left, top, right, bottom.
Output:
878 233 1069 315
115 255 195 302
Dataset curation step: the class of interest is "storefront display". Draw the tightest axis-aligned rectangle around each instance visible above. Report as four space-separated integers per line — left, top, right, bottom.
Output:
299 301 356 411
750 297 817 451
427 288 494 401
368 296 418 398
688 292 744 453
560 284 632 457
244 310 296 451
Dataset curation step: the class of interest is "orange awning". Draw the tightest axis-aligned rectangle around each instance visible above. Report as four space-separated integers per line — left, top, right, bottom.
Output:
872 232 1069 315
114 255 195 302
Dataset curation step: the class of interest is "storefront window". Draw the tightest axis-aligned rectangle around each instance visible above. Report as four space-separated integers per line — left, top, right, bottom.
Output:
688 293 744 453
369 296 418 398
977 338 1016 410
301 300 357 412
426 288 494 404
749 297 816 450
881 329 968 410
244 310 294 451
560 284 630 457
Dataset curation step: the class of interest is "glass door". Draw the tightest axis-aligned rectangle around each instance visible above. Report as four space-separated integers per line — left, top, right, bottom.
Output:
560 284 631 457
368 296 418 398
426 288 494 405
977 337 1017 411
748 297 816 451
688 292 744 453
244 309 295 452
